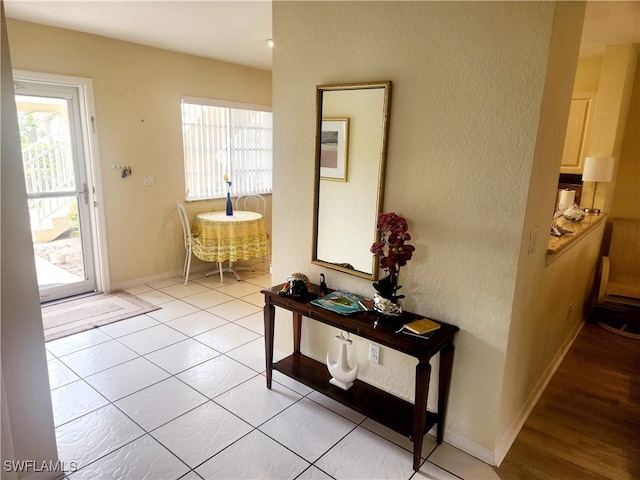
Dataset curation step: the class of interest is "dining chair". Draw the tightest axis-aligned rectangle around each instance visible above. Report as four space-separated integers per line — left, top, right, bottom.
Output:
180 202 237 284
235 194 271 268
235 194 267 217
176 201 195 285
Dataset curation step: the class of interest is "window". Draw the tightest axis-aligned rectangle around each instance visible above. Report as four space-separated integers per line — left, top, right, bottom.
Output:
181 96 272 201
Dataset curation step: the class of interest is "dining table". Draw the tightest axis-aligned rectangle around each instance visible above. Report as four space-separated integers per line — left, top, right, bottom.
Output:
191 210 269 282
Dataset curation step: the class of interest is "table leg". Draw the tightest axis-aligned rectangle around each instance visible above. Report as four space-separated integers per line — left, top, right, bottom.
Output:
413 360 431 471
203 262 225 282
293 312 302 353
437 343 455 443
208 261 239 282
227 261 241 281
264 301 275 389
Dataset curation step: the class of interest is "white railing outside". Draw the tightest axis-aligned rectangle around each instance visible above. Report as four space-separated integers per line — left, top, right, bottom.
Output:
22 135 76 233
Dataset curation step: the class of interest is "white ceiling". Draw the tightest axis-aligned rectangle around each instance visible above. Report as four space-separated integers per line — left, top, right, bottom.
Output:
4 0 274 70
4 1 640 70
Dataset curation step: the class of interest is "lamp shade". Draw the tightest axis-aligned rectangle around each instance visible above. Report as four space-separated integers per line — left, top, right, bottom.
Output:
582 157 614 182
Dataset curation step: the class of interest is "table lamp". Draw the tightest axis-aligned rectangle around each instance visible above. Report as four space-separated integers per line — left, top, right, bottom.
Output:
582 156 614 214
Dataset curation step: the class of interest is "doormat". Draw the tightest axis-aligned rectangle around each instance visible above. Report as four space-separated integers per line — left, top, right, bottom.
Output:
42 290 161 342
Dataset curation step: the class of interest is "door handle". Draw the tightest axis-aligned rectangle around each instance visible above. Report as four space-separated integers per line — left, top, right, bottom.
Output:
75 183 89 205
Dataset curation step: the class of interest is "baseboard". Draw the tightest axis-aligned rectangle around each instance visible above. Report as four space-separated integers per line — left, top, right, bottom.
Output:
109 265 209 291
493 318 585 466
109 260 269 292
442 428 497 466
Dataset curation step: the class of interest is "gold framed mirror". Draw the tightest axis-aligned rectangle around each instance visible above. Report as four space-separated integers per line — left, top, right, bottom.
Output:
312 81 392 280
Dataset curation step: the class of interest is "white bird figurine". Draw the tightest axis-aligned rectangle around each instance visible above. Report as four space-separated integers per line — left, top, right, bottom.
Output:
327 334 359 390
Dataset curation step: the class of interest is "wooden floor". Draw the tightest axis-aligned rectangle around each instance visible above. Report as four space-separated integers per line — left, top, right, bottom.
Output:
496 320 640 480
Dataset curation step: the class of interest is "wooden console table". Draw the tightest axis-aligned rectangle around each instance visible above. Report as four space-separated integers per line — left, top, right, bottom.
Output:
262 284 459 471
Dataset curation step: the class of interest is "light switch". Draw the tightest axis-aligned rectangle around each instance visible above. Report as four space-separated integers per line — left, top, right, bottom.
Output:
528 227 538 255
143 174 154 186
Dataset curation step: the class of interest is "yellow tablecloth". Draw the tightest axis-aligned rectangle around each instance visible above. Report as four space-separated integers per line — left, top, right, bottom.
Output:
191 210 268 263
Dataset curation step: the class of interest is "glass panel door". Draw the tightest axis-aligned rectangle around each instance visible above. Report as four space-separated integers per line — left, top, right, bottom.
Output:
15 82 97 302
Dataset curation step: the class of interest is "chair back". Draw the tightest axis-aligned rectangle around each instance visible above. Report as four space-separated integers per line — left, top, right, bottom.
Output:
608 218 640 299
235 194 267 216
176 201 191 249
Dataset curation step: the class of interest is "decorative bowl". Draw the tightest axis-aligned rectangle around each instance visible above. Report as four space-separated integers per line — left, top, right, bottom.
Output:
372 293 403 316
563 205 586 222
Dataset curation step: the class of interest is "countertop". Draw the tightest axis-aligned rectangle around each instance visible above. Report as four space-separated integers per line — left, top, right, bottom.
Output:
547 212 607 257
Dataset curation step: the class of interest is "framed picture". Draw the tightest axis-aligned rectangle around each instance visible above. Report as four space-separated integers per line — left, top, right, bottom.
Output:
320 118 349 181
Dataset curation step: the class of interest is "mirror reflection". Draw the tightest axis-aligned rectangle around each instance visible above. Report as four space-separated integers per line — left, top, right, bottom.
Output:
312 81 392 280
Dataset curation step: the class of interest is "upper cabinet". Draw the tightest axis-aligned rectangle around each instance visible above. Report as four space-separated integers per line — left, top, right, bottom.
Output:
560 93 596 174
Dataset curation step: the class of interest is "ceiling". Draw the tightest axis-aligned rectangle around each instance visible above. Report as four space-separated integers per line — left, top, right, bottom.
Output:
4 1 640 70
4 1 274 70
580 1 640 56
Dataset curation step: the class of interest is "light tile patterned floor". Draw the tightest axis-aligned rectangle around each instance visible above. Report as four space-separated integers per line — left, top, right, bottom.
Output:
45 261 499 479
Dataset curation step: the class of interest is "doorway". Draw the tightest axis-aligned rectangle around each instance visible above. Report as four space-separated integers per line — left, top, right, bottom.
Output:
14 73 109 303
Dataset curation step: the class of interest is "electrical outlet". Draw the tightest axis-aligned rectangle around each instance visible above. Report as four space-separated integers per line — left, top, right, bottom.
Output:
369 343 380 364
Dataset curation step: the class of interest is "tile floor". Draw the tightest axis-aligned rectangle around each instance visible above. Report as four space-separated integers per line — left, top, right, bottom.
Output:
46 261 499 479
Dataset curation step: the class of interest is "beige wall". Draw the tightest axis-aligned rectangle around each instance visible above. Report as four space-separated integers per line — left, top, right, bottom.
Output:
497 0 585 453
584 45 638 214
494 8 640 463
2 6 59 478
273 1 585 464
610 54 640 222
4 1 633 469
573 46 639 252
6 18 272 287
574 56 603 93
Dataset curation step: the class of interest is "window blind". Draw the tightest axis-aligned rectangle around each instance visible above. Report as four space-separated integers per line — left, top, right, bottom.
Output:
181 96 272 201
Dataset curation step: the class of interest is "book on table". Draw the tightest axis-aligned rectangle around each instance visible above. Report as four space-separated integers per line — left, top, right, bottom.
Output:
396 318 441 338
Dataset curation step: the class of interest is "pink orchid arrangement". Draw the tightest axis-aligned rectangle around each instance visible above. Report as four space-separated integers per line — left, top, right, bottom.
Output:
370 212 415 302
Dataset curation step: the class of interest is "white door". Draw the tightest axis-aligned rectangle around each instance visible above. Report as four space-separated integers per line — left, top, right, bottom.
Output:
15 80 99 302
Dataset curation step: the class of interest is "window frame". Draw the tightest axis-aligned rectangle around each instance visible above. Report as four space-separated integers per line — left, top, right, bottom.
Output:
181 95 273 202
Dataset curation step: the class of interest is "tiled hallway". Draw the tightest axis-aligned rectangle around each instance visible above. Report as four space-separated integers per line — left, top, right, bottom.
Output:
46 263 498 479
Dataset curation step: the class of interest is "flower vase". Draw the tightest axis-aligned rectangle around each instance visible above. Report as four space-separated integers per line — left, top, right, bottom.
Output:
226 192 233 216
372 293 403 317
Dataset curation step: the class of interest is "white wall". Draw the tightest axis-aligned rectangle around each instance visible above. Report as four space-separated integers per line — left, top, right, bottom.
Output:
1 4 59 478
273 1 584 464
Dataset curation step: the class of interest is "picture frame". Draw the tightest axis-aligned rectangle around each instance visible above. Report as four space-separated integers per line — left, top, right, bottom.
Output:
320 118 349 181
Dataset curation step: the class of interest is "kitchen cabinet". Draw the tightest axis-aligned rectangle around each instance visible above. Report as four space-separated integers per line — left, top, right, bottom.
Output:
560 94 596 174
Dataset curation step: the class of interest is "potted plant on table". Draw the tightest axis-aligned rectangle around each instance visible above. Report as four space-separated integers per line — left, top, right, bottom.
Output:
370 212 415 315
